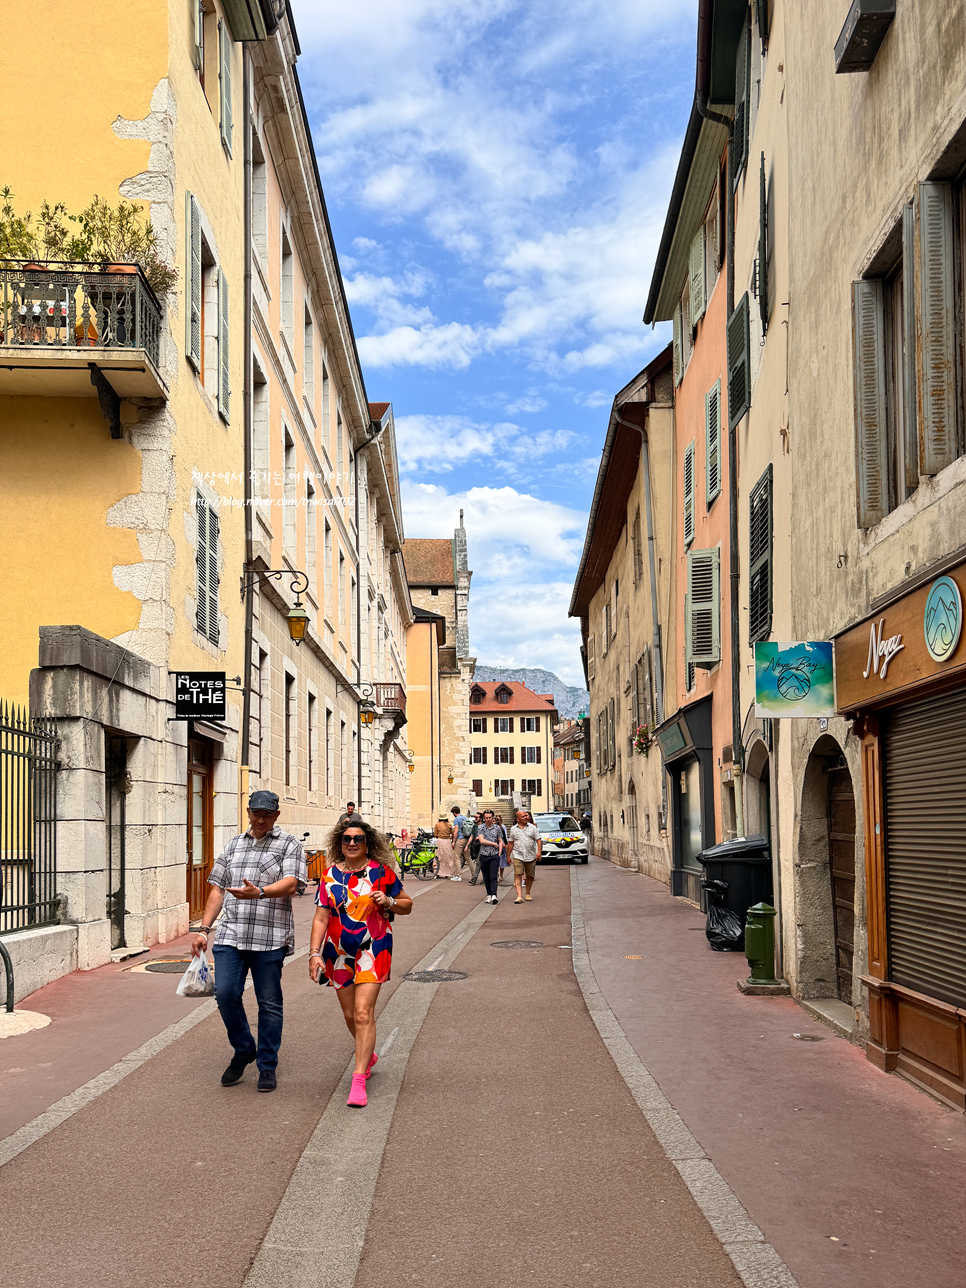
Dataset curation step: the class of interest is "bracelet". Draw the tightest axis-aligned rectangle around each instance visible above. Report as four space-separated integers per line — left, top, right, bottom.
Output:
309 952 322 959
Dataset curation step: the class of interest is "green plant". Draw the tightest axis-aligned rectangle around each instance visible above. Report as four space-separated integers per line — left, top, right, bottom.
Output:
0 189 178 296
633 723 652 757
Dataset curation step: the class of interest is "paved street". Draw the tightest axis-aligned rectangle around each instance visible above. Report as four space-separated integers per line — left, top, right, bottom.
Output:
1 858 963 1288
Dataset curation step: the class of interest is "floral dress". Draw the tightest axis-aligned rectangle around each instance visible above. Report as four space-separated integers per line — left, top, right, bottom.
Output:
317 861 403 988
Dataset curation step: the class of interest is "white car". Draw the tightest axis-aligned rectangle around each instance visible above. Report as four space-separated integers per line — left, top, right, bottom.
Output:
533 813 589 864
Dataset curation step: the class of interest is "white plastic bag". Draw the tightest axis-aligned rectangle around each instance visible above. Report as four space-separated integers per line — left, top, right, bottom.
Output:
176 954 214 997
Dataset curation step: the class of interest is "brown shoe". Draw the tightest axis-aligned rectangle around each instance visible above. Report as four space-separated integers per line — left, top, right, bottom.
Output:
525 894 532 901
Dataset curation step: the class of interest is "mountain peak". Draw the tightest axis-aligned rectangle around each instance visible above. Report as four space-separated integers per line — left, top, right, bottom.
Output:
472 665 589 721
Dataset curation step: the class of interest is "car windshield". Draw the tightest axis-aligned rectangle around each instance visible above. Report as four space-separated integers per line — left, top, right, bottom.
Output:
535 815 579 833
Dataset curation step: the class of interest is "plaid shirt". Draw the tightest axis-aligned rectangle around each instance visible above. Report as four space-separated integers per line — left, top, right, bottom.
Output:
209 826 307 954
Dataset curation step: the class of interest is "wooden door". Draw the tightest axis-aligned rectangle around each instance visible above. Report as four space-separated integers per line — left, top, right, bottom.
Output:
828 768 856 1002
186 738 213 920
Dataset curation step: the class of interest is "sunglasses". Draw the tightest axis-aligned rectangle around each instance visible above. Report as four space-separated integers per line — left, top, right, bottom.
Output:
342 835 366 847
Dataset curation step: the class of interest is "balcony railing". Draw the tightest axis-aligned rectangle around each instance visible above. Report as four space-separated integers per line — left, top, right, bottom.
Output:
1 260 162 364
374 683 406 719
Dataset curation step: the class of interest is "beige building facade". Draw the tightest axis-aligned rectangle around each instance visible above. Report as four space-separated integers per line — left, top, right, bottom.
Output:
467 681 557 814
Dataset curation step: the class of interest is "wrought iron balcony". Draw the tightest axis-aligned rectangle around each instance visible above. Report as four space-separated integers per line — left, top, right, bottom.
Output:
0 260 167 409
374 682 406 720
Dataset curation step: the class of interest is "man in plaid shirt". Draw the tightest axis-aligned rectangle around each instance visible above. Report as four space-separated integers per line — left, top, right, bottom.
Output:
190 790 306 1092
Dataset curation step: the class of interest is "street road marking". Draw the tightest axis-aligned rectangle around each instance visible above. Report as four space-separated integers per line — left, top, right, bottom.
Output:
243 897 501 1288
427 952 446 970
377 1026 399 1058
570 868 800 1288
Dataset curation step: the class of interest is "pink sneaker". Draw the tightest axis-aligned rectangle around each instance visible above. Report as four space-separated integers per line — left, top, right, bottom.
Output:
365 1051 378 1079
347 1073 368 1108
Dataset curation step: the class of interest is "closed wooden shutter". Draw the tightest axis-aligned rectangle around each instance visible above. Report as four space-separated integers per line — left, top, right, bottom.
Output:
727 293 750 427
509 747 514 764
756 0 769 43
706 380 721 504
535 746 541 764
630 662 639 732
219 21 233 155
218 268 230 421
686 548 720 667
690 226 706 325
193 0 205 70
901 203 919 494
508 717 514 733
673 304 683 386
608 698 616 770
472 779 483 797
916 182 956 476
683 441 695 546
748 464 773 643
883 685 966 1008
587 635 596 679
732 15 750 189
186 194 202 370
758 153 769 335
535 716 540 732
196 496 220 646
851 279 888 527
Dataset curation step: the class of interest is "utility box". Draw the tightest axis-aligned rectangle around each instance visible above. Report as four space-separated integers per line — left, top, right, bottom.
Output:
744 902 780 984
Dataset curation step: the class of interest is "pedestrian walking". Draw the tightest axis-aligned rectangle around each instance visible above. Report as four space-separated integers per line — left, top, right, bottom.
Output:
309 816 412 1108
190 790 307 1093
476 809 505 904
434 814 460 878
508 809 542 904
337 801 358 825
451 805 470 876
467 812 484 884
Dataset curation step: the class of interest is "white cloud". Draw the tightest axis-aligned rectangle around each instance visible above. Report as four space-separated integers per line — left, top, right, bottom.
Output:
395 415 572 473
504 393 547 414
357 321 480 370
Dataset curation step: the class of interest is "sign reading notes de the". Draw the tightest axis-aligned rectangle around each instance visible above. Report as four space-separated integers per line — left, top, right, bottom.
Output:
754 643 835 718
174 672 226 720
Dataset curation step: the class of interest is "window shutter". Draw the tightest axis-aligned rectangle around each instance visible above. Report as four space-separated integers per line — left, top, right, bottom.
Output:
536 746 541 764
748 464 773 644
706 380 721 504
901 203 919 494
727 294 751 427
473 779 483 797
219 21 233 155
218 269 230 422
196 496 220 646
851 279 888 527
683 441 695 546
689 226 706 325
630 662 639 731
642 647 653 724
758 153 769 336
587 635 596 679
508 717 514 733
482 717 487 733
916 181 957 476
193 0 204 70
672 303 683 386
186 194 202 370
756 0 769 42
509 747 514 764
732 16 750 189
535 716 540 733
608 699 616 770
482 747 487 765
686 548 720 667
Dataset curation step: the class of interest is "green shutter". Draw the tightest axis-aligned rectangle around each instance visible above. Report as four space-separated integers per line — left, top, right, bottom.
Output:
917 181 956 476
748 464 773 644
689 226 706 325
193 0 204 70
706 380 721 505
672 303 683 385
186 193 201 370
196 495 220 646
851 279 888 527
756 0 769 42
219 21 233 156
218 268 230 422
901 203 919 493
732 15 750 190
727 293 751 428
683 440 695 546
758 153 769 336
686 548 720 668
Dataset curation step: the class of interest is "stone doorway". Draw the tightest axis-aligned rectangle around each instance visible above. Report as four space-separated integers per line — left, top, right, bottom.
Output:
828 767 856 1003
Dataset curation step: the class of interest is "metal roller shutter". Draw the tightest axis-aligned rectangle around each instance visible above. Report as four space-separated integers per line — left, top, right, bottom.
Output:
882 685 966 1008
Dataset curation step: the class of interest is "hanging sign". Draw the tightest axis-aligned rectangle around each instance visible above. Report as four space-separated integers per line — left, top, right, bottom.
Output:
174 672 227 720
754 642 835 718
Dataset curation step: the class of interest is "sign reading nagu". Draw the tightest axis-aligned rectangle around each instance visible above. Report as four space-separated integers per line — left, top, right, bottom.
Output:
174 672 226 720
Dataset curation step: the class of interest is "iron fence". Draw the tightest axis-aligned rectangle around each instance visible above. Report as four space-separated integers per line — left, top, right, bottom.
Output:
0 260 162 367
1 704 58 935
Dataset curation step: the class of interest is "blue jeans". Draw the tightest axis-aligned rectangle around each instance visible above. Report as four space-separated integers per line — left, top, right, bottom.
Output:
213 944 287 1073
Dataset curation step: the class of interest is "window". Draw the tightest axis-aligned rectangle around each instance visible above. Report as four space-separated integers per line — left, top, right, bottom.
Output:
337 412 344 488
683 441 695 546
587 633 596 679
186 194 202 371
521 746 541 764
472 746 487 764
497 689 510 704
252 136 267 262
283 432 296 561
673 278 693 385
521 716 540 732
322 362 330 441
338 551 345 626
496 716 513 733
727 293 751 428
339 719 346 797
690 223 706 325
732 11 750 189
307 693 316 792
495 780 514 796
218 20 233 155
706 381 721 505
470 687 484 705
472 778 483 797
686 548 721 667
748 464 773 644
256 647 269 777
284 672 294 787
306 478 317 594
496 747 514 764
595 712 602 773
192 0 206 83
632 510 644 586
758 153 770 337
281 226 294 347
303 304 315 408
323 521 332 617
325 708 332 795
521 780 542 797
608 698 616 770
430 587 439 596
195 493 219 646
471 717 487 733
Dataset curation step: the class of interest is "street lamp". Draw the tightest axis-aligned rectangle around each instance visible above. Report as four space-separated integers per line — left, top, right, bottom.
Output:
242 568 311 646
359 684 376 725
406 749 416 775
445 765 454 785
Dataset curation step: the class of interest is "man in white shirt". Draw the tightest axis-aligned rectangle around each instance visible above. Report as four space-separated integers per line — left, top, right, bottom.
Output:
507 810 542 904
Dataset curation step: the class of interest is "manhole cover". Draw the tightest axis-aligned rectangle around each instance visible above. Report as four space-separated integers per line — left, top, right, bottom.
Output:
405 969 468 983
791 1033 825 1042
490 940 544 950
144 959 193 974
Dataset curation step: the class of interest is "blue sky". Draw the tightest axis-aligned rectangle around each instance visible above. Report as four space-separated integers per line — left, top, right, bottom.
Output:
294 0 697 685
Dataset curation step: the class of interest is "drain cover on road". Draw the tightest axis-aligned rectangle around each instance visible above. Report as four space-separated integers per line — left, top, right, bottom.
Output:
490 940 544 950
405 969 468 983
144 959 193 974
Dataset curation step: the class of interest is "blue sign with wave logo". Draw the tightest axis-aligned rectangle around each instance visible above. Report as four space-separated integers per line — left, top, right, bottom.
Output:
923 576 962 663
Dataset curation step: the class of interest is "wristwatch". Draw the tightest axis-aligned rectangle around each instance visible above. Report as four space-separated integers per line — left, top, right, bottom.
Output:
257 886 266 899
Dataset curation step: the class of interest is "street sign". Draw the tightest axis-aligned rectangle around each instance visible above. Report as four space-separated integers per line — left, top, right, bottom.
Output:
754 643 834 718
174 672 226 720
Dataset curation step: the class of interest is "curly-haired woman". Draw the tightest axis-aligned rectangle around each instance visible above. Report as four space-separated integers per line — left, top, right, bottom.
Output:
309 816 413 1108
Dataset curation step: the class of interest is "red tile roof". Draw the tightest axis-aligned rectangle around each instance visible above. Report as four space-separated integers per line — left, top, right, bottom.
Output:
403 538 455 587
468 681 558 716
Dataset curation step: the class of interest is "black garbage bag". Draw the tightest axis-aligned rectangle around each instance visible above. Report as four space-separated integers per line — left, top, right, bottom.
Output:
702 879 744 952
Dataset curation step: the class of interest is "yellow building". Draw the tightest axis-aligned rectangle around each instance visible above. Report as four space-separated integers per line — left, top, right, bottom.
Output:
467 681 557 814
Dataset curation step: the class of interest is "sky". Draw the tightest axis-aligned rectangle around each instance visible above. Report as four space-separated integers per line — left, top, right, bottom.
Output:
294 0 697 686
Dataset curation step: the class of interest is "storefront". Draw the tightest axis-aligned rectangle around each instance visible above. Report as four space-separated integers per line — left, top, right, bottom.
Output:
835 562 966 1109
655 696 715 905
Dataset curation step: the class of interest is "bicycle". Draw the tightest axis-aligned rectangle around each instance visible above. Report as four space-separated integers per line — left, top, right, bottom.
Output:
388 829 439 881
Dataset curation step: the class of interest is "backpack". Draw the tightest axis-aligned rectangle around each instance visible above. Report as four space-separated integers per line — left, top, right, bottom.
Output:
461 817 474 839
